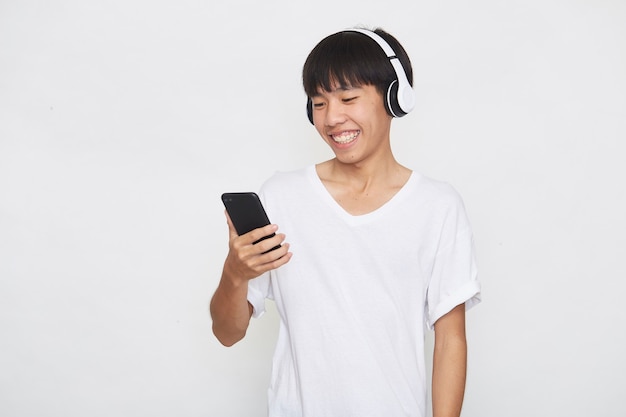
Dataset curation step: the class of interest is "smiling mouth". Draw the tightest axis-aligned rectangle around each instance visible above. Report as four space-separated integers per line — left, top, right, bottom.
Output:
331 130 360 144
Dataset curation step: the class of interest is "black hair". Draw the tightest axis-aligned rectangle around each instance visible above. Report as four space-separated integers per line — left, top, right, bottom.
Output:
302 27 413 98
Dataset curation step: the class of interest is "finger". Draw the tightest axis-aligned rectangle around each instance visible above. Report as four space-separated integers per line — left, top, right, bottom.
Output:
262 245 293 269
245 224 279 246
254 233 286 255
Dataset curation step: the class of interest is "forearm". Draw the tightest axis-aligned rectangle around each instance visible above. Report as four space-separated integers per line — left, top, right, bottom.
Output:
210 270 253 347
432 332 467 417
432 305 467 417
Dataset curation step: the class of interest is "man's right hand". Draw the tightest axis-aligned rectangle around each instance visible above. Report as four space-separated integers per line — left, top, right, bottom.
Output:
222 211 291 283
209 211 292 347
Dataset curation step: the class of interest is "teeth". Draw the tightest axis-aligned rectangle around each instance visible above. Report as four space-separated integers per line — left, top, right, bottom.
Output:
331 131 359 144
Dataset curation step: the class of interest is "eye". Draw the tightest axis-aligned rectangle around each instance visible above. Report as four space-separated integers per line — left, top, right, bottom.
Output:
313 101 326 109
342 96 358 103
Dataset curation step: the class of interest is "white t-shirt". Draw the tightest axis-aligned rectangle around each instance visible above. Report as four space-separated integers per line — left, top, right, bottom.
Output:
247 165 481 417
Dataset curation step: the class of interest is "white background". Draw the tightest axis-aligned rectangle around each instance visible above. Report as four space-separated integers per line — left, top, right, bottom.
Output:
1 1 625 416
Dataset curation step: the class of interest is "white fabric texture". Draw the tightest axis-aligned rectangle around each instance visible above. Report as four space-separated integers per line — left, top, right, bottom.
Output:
247 165 481 417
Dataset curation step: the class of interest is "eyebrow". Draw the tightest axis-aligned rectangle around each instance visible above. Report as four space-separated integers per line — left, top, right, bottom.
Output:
312 84 360 97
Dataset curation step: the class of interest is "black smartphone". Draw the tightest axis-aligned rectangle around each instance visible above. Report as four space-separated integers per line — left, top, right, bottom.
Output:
221 192 281 253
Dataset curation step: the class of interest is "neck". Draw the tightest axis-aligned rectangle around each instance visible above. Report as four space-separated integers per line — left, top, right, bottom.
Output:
315 158 412 216
317 156 411 194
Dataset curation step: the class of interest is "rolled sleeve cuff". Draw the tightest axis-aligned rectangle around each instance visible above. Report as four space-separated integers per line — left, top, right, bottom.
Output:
427 280 481 330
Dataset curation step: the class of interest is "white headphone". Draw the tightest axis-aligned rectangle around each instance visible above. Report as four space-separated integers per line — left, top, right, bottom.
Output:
345 28 415 118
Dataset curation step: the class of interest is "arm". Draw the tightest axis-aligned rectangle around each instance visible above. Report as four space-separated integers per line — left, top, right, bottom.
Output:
432 303 467 417
210 212 291 347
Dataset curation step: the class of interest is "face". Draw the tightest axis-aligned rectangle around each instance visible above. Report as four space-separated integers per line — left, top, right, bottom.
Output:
310 83 393 165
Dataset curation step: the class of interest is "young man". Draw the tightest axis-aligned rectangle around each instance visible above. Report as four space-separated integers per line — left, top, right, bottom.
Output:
210 27 481 417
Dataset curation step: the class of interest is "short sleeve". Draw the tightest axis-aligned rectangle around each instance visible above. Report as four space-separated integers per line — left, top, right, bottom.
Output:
425 195 481 329
247 271 272 318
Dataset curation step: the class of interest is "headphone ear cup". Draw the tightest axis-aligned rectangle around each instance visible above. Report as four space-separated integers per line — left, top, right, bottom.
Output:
396 81 415 115
306 98 314 125
386 80 407 118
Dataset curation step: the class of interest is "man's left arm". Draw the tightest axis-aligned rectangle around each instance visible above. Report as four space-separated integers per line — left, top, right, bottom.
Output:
432 303 467 417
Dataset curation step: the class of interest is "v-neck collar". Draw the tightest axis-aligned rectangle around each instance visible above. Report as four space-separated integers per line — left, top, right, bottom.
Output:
306 165 417 226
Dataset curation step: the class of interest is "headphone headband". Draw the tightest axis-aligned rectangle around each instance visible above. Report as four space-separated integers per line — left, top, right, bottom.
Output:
345 28 397 58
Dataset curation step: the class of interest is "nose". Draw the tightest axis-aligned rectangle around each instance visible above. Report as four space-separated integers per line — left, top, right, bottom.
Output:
324 100 346 127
